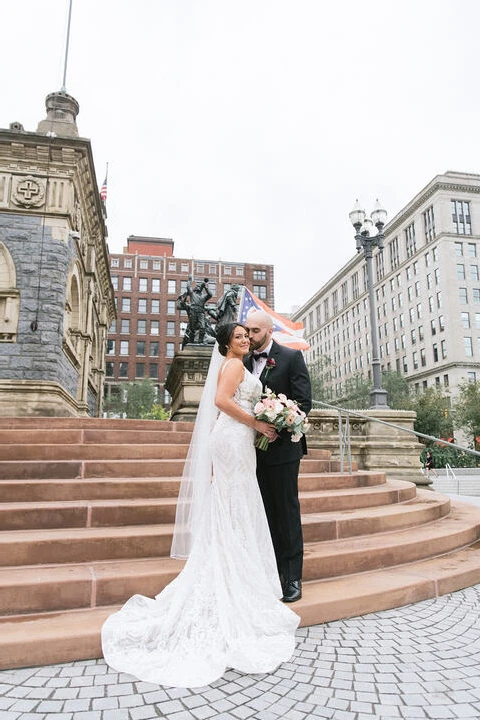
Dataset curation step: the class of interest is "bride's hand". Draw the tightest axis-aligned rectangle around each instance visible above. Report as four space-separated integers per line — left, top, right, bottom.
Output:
255 420 278 442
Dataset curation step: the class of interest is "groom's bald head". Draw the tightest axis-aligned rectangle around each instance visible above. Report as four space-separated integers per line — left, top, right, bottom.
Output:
245 310 273 352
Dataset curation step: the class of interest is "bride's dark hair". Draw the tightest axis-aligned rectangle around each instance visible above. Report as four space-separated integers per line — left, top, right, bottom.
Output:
216 322 248 357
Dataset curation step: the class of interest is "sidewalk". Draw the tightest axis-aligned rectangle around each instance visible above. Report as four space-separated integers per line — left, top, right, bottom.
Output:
1 493 480 720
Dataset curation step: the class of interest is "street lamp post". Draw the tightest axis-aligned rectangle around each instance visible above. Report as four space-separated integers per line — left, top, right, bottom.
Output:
349 199 389 410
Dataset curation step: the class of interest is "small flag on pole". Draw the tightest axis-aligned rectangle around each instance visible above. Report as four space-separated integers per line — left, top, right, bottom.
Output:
238 286 310 351
100 163 108 202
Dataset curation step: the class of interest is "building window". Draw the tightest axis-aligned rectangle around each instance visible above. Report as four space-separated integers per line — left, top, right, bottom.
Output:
120 340 129 355
403 356 408 373
429 297 434 313
443 374 449 387
468 371 477 383
166 342 175 358
168 261 176 271
139 259 148 269
121 297 131 312
439 315 445 331
411 329 416 345
474 289 480 304
434 268 440 285
375 252 385 281
451 199 472 235
167 300 176 314
167 280 176 294
405 223 416 258
136 341 146 356
464 337 473 357
109 320 116 333
106 361 114 377
253 285 267 299
166 321 175 336
423 206 436 242
461 312 470 329
418 325 424 341
111 258 119 268
196 264 204 274
152 278 160 293
468 243 477 257
412 351 418 370
123 277 132 291
389 236 400 270
420 348 426 367
182 262 190 273
119 362 128 377
149 363 158 379
111 275 118 290
107 340 115 355
455 242 463 256
121 319 130 334
224 266 231 275
417 303 422 319
153 260 161 270
138 298 147 313
441 340 447 358
124 258 133 268
150 320 159 335
150 342 159 357
136 363 145 378
470 265 479 282
151 299 160 313
253 270 267 281
459 288 468 304
431 319 436 335
139 277 148 292
137 319 147 334
236 266 244 276
475 313 480 329
457 264 465 280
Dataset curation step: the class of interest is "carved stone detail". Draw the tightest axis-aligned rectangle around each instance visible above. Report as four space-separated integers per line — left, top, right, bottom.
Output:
11 175 46 208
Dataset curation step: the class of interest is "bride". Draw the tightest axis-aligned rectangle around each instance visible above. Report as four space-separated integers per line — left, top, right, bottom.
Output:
101 322 300 687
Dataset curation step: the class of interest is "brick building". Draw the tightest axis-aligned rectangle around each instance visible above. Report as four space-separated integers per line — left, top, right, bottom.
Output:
105 236 274 407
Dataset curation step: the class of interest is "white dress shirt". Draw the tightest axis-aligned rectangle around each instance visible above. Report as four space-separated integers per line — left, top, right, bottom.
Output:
251 340 273 379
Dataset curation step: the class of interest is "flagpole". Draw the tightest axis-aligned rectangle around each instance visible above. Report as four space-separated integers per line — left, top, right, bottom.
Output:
61 0 74 93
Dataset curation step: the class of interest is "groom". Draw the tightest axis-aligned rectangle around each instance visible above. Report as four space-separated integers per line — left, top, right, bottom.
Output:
244 310 312 603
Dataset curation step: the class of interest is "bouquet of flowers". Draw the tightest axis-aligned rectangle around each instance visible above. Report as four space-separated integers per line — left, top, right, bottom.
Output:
253 387 309 451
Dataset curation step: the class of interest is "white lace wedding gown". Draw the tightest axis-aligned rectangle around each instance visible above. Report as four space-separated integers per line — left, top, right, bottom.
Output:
101 368 299 687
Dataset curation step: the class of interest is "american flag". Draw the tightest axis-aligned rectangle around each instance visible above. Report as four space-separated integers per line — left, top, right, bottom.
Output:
99 175 108 202
238 287 310 351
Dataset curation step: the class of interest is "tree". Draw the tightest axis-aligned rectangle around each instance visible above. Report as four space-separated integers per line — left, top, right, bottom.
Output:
104 379 169 419
452 380 480 446
409 387 452 440
307 356 333 405
381 371 411 410
337 374 370 409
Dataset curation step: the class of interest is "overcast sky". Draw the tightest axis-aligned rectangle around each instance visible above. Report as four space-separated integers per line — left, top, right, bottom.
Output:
3 0 480 312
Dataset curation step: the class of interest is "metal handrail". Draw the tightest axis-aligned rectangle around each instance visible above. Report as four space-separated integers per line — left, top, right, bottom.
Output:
311 398 480 473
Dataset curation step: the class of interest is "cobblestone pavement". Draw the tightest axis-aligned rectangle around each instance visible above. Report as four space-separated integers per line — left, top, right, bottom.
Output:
1 583 480 720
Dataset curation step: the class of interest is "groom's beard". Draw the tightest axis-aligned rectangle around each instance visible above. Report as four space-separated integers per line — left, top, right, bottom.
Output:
249 332 269 353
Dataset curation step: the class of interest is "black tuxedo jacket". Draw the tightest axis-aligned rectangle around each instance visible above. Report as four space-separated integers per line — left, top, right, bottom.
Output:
244 340 312 466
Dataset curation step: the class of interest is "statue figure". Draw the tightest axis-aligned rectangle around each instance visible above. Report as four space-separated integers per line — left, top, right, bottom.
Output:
216 284 241 327
182 276 213 345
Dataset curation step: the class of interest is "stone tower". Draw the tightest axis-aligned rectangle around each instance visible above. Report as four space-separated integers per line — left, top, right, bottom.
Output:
0 90 116 416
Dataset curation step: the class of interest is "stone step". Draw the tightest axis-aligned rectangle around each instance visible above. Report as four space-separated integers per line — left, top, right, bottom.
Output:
0 429 194 445
0 471 382 504
0 443 190 461
0 495 453 618
3 533 480 670
0 456 335 480
0 418 194 431
0 488 446 534
0 495 470 571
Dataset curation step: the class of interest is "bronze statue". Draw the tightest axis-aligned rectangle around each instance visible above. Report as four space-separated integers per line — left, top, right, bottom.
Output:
216 284 241 327
181 276 213 346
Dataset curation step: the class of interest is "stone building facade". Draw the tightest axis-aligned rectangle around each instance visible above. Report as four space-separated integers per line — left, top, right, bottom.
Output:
293 171 480 404
0 91 115 416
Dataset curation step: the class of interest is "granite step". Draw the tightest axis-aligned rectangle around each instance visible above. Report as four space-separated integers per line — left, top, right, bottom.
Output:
0 443 190 461
0 429 193 446
3 532 480 670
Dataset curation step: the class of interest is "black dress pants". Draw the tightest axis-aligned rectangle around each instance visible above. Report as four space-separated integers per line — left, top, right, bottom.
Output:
256 459 303 582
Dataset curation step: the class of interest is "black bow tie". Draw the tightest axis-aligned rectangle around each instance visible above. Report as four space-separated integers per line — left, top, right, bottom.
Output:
254 352 268 359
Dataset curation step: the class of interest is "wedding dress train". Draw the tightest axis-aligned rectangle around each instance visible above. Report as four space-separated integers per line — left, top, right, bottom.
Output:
101 369 299 687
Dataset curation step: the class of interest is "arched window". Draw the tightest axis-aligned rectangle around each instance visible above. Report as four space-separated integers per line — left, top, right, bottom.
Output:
0 243 20 342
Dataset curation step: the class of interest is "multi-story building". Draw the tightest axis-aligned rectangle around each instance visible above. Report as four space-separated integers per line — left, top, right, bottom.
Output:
105 235 274 406
292 171 480 402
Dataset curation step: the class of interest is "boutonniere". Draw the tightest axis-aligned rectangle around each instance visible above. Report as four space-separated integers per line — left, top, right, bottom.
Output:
264 357 276 378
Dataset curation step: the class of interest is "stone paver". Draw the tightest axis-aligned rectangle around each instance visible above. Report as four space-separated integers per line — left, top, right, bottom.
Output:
1 584 480 719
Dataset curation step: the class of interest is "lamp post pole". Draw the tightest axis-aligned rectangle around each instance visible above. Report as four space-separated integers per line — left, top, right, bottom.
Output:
349 199 389 410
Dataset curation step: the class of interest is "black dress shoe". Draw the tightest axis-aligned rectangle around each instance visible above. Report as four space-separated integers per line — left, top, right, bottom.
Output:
282 579 302 603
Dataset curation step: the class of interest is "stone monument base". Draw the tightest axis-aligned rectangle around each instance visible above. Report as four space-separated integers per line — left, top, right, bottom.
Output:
0 380 89 417
165 345 213 422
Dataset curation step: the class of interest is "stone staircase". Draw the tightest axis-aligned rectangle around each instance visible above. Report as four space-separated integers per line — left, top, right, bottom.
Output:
1 417 480 671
